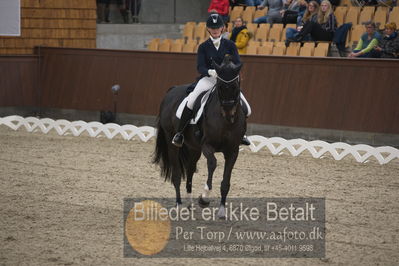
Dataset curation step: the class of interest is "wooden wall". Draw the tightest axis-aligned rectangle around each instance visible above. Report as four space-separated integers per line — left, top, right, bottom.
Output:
241 55 399 134
1 47 399 135
0 55 39 107
0 0 96 55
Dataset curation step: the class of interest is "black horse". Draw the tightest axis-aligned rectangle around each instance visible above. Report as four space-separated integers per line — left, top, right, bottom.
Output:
153 56 246 218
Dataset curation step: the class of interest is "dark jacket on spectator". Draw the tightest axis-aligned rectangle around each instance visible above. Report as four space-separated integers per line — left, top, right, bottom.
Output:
320 13 337 33
379 31 399 58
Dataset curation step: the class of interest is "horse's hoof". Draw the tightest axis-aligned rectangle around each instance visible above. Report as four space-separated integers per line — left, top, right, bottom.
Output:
217 205 226 219
198 196 210 208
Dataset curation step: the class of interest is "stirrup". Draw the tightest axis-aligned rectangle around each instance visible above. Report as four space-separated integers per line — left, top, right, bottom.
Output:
241 135 251 146
172 132 184 147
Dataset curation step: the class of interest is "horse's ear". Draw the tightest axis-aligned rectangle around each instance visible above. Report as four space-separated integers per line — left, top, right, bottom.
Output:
213 61 222 74
234 63 243 73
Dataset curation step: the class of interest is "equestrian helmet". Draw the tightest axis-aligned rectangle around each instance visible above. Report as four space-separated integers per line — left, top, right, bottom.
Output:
206 13 224 29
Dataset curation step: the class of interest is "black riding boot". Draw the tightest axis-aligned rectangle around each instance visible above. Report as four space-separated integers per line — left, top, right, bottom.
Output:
172 106 193 147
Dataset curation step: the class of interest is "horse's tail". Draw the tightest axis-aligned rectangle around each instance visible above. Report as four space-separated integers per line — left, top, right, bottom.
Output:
153 118 188 182
153 86 188 182
152 119 173 181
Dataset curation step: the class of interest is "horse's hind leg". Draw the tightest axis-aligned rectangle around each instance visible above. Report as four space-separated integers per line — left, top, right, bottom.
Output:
185 150 201 207
168 146 183 206
172 171 182 206
199 145 216 207
218 149 239 219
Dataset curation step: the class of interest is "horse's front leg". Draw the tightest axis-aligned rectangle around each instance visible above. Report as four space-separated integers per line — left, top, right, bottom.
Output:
199 144 216 207
218 148 239 219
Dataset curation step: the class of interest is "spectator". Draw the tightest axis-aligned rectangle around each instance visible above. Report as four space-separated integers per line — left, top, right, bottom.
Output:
354 0 378 6
253 0 285 24
208 0 230 23
245 0 264 5
230 0 245 7
296 0 320 24
281 0 302 26
288 0 336 42
230 17 251 54
349 21 381 58
222 22 231 39
97 0 111 23
126 0 141 23
296 0 307 24
370 22 399 58
97 0 128 23
231 0 268 6
285 1 319 42
328 0 341 5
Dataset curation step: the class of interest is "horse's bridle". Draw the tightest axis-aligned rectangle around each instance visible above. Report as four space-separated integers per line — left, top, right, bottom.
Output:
216 75 240 84
216 75 240 107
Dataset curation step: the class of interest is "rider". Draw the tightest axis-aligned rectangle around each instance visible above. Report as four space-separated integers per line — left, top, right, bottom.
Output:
172 13 251 147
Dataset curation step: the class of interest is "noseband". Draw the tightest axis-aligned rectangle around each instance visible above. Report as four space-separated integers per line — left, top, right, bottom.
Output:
216 75 240 107
216 75 240 84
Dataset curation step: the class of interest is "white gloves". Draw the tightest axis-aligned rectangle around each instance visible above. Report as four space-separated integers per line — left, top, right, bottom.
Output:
208 69 217 78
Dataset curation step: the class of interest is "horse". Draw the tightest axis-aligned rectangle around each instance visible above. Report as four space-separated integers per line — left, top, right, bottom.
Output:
153 55 246 218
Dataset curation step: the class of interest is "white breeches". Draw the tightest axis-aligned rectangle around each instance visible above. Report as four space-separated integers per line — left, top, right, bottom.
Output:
186 76 216 109
186 76 251 117
239 91 251 117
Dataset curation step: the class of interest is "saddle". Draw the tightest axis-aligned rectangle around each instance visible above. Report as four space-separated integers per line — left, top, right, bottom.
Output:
176 85 215 125
177 82 249 122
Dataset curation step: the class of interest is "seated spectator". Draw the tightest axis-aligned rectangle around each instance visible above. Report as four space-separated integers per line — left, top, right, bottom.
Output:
349 21 381 58
208 0 230 23
370 22 399 58
328 0 341 5
354 0 378 6
222 22 231 39
245 0 264 5
281 0 302 26
287 0 336 42
253 0 285 24
285 1 319 42
230 0 246 7
231 0 265 6
296 0 320 24
230 17 251 54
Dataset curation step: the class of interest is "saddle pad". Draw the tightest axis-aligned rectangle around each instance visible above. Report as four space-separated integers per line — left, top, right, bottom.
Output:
176 88 214 124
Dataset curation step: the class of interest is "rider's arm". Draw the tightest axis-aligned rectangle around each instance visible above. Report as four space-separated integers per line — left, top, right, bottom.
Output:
197 43 211 76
